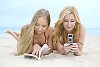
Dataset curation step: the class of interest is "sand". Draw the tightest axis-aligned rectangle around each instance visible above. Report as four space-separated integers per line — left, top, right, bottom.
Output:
0 34 100 67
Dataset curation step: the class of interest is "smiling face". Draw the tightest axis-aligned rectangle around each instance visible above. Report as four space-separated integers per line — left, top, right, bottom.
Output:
63 13 76 32
34 16 48 35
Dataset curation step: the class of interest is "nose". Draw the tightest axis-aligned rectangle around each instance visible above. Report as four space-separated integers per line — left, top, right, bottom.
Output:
38 26 42 31
68 21 71 27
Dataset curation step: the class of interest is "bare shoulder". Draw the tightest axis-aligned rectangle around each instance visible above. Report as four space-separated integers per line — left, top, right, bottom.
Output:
79 24 85 41
80 24 85 32
46 27 54 33
45 27 54 36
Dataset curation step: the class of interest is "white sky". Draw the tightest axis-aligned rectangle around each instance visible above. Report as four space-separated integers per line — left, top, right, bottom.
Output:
0 0 100 28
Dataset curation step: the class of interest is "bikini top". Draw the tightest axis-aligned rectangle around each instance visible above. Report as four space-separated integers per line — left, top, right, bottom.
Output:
33 32 47 47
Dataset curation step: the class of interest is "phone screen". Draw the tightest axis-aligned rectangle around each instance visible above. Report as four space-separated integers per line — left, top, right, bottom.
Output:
67 34 73 45
69 35 72 37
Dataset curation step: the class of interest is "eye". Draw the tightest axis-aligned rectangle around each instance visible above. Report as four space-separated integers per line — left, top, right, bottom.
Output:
35 23 39 26
64 20 68 22
71 20 75 22
71 20 74 22
42 25 46 27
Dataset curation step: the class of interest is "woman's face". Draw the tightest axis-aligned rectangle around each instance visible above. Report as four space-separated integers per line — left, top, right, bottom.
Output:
34 16 48 35
63 13 76 32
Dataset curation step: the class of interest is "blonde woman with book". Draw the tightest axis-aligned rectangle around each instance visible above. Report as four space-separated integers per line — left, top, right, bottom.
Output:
6 9 53 56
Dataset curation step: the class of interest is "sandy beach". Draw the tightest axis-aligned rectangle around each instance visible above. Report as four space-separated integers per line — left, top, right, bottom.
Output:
0 33 100 67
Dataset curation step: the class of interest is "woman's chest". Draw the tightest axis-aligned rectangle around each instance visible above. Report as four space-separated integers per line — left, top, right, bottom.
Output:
33 34 47 46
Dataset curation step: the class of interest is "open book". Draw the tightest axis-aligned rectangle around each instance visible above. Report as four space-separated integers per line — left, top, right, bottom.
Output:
24 44 49 60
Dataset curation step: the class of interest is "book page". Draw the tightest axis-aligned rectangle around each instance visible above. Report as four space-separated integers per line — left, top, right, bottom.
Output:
24 44 49 60
38 44 48 58
24 53 39 60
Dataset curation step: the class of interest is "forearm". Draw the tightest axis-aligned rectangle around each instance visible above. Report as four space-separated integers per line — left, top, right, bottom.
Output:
57 48 67 55
47 43 53 53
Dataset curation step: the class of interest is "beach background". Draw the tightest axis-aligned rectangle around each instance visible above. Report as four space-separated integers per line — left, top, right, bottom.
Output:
0 0 100 67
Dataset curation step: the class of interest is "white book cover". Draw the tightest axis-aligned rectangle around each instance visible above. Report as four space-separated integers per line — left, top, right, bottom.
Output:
24 44 49 60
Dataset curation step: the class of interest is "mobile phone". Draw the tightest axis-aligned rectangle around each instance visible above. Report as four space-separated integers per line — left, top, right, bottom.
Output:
67 34 73 45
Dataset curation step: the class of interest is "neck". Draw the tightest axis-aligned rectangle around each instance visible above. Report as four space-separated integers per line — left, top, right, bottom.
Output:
34 32 44 36
66 30 71 34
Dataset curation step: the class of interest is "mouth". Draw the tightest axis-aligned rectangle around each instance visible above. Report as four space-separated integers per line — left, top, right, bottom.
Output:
66 27 73 30
67 27 71 29
37 31 43 33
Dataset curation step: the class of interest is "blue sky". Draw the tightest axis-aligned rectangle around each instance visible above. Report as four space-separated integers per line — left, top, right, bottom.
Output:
0 0 100 28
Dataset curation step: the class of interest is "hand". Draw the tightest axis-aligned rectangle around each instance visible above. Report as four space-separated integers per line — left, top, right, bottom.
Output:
43 48 51 55
32 44 41 56
64 43 71 53
70 43 79 53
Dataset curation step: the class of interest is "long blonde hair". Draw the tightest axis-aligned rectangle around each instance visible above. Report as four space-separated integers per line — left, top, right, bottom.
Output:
16 9 50 55
52 6 81 45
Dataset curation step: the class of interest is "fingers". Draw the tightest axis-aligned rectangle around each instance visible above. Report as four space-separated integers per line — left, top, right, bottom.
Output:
71 47 78 50
64 43 78 53
72 43 78 46
64 43 70 47
32 51 39 56
32 44 40 56
36 51 39 56
70 43 78 48
72 45 78 48
70 44 79 52
32 51 35 55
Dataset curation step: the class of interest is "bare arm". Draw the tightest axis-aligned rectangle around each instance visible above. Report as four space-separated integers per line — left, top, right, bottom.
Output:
74 24 85 56
44 27 54 54
56 41 67 55
48 33 53 53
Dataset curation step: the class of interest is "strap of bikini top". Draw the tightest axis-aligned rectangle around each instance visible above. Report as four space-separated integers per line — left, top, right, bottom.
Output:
44 32 47 44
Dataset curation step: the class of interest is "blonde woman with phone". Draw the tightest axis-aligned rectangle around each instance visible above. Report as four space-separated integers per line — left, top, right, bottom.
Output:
52 6 85 56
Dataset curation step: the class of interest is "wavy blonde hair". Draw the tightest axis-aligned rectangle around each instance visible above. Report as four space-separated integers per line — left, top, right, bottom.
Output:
52 6 81 45
16 9 50 55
